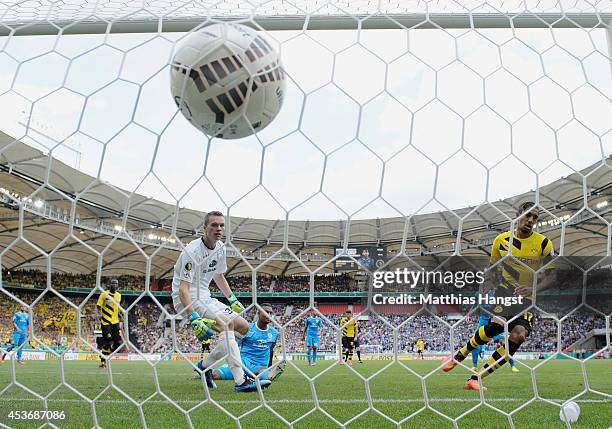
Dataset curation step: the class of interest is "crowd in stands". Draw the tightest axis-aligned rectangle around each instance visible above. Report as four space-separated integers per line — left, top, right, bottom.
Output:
2 269 357 293
0 294 605 356
2 269 147 292
6 268 612 300
0 269 608 356
264 274 354 293
0 290 99 349
278 307 605 354
122 303 604 355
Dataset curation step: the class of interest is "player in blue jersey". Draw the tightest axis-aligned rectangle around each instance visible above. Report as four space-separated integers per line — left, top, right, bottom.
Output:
206 304 283 385
304 309 323 366
1 306 29 365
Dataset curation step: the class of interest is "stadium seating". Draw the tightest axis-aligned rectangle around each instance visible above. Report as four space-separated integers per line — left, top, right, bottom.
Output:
0 270 608 355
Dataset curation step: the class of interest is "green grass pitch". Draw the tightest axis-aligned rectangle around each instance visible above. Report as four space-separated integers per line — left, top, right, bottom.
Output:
0 359 609 428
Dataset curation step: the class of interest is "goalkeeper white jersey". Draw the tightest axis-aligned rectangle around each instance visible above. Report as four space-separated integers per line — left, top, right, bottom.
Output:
171 237 227 301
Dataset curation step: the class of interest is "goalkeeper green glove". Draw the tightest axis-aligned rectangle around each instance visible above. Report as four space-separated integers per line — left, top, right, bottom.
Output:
228 294 245 314
191 317 216 341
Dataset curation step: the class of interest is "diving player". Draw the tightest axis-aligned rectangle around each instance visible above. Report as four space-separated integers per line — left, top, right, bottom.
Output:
304 309 322 366
472 313 518 372
443 203 554 391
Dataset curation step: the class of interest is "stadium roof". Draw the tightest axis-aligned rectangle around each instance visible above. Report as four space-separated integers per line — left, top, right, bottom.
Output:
1 131 611 277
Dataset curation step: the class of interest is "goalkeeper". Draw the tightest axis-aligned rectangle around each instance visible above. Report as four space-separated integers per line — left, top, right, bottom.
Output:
204 304 285 385
172 211 270 393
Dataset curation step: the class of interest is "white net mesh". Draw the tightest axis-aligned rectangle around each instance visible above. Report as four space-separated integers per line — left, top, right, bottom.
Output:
0 1 611 428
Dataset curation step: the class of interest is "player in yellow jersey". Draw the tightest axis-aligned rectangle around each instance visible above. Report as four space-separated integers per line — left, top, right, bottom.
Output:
201 338 212 357
192 338 213 379
442 203 556 391
339 309 358 366
96 278 123 368
415 338 425 360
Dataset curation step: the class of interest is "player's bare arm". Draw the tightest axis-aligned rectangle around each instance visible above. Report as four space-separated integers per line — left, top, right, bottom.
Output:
178 279 194 314
268 348 274 368
213 273 234 302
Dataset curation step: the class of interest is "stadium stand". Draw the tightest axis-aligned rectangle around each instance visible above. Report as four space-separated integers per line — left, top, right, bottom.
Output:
0 275 606 356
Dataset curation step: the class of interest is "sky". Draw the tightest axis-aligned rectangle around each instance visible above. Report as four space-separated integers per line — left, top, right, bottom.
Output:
0 25 610 221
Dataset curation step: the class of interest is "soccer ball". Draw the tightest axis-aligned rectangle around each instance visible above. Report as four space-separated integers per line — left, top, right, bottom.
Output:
559 401 580 424
170 23 285 139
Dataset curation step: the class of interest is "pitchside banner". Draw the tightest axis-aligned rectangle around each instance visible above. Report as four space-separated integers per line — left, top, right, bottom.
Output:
334 246 386 271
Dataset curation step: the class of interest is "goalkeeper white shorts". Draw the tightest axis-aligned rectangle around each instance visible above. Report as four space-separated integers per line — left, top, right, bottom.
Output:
173 296 239 322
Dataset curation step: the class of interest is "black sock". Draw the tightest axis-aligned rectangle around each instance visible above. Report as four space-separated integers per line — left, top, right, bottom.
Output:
470 339 521 381
455 323 504 362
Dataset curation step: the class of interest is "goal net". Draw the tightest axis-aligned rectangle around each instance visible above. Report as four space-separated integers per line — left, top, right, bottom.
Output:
0 0 610 428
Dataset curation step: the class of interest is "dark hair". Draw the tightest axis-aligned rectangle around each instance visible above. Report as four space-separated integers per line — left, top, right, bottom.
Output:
204 211 224 226
346 309 352 313
517 202 536 215
258 304 274 318
110 278 119 286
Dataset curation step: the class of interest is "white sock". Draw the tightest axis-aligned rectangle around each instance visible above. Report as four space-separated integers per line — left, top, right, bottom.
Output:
223 331 245 385
202 340 225 369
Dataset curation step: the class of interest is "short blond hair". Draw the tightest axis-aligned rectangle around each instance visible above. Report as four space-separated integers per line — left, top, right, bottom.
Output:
204 211 224 226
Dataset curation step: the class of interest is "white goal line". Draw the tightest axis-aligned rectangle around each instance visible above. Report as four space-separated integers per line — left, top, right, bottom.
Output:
0 398 609 405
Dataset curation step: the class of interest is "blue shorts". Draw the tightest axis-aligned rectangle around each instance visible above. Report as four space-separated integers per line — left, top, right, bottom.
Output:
215 356 270 381
476 317 490 330
306 335 319 348
492 333 505 343
12 332 26 346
